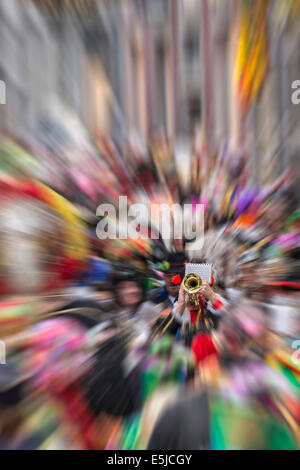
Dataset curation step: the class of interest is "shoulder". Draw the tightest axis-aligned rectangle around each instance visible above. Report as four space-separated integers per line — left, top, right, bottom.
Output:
147 287 169 304
137 301 163 320
148 391 210 450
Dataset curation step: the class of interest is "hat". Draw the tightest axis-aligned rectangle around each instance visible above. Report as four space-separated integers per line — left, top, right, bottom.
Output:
112 264 144 283
156 252 187 274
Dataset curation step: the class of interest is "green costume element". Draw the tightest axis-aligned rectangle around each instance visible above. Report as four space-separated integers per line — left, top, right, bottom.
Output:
121 414 143 450
211 394 297 450
141 336 194 402
282 208 300 231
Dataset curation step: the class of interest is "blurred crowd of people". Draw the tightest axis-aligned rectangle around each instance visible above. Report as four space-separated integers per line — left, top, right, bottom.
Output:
0 122 299 450
0 0 300 452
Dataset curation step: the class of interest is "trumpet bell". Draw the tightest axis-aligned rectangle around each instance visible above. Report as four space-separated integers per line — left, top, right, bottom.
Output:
182 273 202 294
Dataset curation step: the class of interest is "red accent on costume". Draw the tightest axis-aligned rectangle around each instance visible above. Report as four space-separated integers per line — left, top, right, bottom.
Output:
191 333 218 363
210 276 214 286
190 310 199 325
55 385 99 450
189 297 206 325
212 298 223 310
171 274 182 285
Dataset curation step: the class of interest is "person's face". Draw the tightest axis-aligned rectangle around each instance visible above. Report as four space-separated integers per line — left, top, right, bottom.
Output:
118 281 143 309
164 272 181 297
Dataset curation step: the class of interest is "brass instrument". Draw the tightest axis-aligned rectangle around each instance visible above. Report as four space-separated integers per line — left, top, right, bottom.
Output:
182 273 202 306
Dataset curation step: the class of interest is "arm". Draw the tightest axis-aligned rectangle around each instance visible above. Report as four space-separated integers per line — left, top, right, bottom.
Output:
199 282 227 316
154 286 189 336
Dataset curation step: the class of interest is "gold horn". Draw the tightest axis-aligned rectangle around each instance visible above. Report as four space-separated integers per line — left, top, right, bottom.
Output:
182 273 202 306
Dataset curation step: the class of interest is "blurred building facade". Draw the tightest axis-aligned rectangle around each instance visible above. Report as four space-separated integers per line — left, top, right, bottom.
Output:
209 0 300 189
0 0 113 139
0 1 82 132
0 0 300 195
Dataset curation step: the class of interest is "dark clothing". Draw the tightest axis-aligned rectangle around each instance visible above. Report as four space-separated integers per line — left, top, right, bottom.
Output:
147 287 176 309
148 391 210 450
81 334 142 417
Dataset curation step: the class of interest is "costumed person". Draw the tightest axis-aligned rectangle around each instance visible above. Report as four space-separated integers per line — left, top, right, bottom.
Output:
113 265 162 336
185 231 235 326
155 263 226 346
149 252 187 308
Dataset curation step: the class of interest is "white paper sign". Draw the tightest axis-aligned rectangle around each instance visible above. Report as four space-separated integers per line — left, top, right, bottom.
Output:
185 263 212 282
